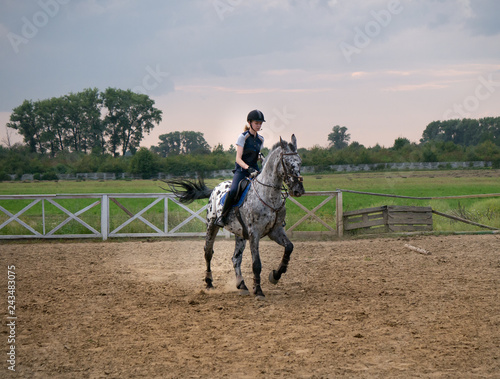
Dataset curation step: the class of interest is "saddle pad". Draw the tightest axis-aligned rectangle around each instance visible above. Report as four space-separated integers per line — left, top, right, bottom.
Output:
220 181 252 208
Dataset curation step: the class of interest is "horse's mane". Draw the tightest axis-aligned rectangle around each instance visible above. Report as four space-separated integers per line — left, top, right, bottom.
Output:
269 139 296 153
263 139 296 168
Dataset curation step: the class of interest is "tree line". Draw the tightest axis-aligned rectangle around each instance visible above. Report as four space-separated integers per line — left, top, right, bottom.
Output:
6 88 162 157
1 130 498 181
326 118 500 149
2 91 500 180
310 118 500 168
420 117 500 146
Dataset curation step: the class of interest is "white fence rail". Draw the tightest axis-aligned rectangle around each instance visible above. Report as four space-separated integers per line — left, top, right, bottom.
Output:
3 190 498 241
0 192 342 240
0 194 221 240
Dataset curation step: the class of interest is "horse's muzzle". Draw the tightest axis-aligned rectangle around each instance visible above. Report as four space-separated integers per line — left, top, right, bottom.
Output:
290 179 305 197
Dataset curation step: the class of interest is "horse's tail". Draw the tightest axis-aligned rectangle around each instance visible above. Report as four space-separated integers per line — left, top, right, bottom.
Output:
162 178 213 204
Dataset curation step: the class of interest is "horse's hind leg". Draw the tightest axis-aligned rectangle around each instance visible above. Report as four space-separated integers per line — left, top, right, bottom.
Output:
268 227 294 285
204 222 219 289
232 236 249 294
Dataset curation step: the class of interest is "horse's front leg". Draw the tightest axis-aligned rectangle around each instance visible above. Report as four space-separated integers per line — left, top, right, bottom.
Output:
203 220 219 289
268 227 294 285
232 236 249 294
248 233 265 298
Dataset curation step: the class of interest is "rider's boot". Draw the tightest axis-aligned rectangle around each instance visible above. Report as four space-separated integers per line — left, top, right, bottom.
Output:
214 192 235 227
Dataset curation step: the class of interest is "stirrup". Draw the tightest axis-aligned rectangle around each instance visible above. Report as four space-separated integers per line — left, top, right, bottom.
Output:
214 216 225 227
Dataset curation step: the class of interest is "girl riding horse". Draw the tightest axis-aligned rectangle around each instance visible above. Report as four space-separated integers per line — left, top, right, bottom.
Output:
165 132 305 298
215 109 266 227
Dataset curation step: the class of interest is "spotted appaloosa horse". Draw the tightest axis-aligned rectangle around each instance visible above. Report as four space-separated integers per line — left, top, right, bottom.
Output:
165 135 305 299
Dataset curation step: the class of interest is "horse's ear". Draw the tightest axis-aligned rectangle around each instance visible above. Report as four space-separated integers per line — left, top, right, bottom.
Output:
291 134 297 150
280 137 287 149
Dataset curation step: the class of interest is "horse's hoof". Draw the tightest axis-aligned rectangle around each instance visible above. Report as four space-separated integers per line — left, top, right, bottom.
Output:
269 270 279 285
254 286 265 299
205 278 214 290
237 279 249 290
237 280 249 295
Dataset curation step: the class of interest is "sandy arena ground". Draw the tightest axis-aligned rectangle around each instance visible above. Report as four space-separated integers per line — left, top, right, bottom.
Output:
1 234 499 378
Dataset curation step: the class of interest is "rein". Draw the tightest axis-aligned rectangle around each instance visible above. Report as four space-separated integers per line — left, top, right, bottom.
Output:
251 149 302 213
252 178 289 213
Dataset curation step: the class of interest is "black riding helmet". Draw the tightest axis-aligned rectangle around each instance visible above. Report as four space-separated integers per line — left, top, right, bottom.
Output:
247 109 266 123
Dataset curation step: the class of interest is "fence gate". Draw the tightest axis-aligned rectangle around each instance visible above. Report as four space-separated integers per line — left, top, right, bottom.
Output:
343 205 433 233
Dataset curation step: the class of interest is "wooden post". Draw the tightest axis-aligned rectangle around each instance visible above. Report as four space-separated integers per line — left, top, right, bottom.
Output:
101 194 109 241
42 198 46 236
164 196 169 234
336 190 343 238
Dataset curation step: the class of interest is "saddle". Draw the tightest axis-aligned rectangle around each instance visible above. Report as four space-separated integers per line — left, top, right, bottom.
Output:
220 178 251 208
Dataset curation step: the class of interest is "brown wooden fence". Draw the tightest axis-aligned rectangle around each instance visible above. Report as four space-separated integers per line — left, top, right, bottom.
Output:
343 205 433 233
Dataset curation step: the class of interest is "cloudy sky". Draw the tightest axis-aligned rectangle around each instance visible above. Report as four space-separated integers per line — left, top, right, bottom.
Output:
1 0 499 151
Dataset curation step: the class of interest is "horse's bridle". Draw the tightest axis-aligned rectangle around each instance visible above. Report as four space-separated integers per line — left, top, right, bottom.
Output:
251 150 303 213
280 151 304 184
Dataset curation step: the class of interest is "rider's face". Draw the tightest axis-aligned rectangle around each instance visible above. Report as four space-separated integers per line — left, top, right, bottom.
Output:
250 121 263 132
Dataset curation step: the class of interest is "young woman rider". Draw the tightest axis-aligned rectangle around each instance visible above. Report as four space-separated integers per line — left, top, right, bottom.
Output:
215 109 265 227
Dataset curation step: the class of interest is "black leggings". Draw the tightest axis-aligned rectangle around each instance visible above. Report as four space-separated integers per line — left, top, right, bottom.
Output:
229 169 249 197
223 169 250 210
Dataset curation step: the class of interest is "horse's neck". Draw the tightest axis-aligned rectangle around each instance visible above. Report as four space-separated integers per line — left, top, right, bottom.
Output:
259 149 283 190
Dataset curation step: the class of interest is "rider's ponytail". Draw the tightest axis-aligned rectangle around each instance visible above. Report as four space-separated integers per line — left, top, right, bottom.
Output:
243 124 250 132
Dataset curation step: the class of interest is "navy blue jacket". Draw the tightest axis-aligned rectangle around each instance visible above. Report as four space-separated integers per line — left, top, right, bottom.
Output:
235 131 264 172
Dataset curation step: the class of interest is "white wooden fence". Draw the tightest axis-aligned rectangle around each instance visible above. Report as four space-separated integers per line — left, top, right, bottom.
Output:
0 192 343 240
2 190 499 240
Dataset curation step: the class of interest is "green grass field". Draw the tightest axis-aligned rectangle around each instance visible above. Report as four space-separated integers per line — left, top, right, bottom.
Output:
1 169 499 236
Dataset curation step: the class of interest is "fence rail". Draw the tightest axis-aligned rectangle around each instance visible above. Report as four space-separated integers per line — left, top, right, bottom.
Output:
0 192 342 240
1 189 498 241
0 194 213 240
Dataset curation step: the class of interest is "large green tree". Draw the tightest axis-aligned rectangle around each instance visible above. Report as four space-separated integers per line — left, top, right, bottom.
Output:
154 131 210 157
77 88 105 154
102 88 162 156
7 100 40 153
328 125 350 150
34 97 66 156
63 92 85 153
7 87 161 157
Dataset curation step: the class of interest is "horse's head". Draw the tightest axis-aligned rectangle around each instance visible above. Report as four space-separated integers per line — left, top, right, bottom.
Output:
279 135 305 197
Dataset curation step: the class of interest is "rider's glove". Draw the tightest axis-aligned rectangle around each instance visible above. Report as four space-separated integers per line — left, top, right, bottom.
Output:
247 167 259 178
